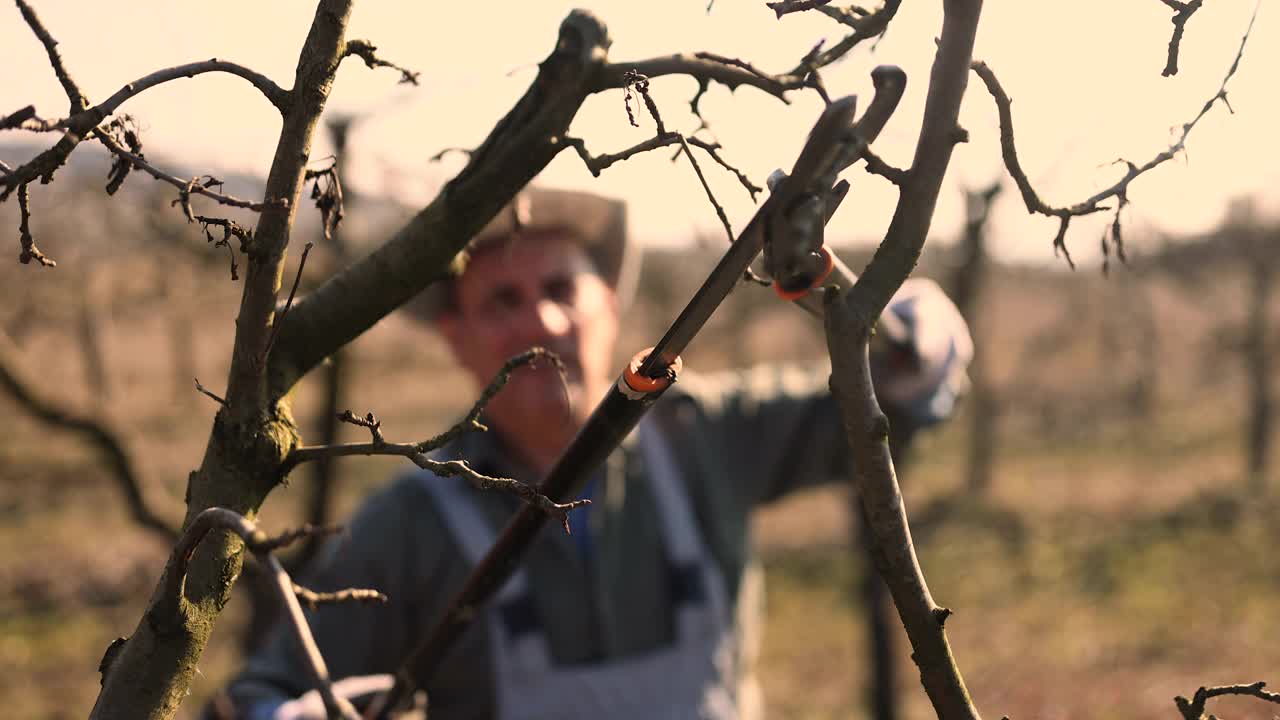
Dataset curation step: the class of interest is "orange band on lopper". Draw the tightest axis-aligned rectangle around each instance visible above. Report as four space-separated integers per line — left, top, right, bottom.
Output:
622 347 683 395
772 246 835 301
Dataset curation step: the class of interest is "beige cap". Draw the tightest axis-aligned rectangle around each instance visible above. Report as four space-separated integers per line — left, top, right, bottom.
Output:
406 186 636 321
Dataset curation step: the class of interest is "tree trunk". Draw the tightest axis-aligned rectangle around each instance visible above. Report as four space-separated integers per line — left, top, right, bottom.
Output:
1244 258 1273 494
91 6 616 716
90 3 355 716
948 184 999 494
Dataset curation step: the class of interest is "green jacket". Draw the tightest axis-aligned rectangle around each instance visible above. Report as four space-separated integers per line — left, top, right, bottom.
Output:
229 365 853 719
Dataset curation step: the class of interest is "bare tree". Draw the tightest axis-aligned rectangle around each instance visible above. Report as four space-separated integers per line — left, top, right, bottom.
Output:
1229 204 1277 494
948 182 1001 493
1152 198 1276 493
0 2 1263 719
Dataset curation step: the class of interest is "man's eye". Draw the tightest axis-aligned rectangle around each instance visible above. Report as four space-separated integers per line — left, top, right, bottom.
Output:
487 286 523 312
543 277 576 303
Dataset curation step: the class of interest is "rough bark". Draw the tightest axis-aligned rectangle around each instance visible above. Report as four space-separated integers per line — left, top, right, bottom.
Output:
266 10 612 400
824 1 984 718
854 418 915 720
90 7 617 718
90 3 354 717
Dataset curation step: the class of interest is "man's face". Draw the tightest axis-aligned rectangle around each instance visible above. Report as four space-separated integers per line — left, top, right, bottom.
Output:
436 232 619 440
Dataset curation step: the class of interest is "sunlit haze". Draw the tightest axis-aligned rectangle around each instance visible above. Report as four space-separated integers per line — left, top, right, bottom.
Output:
2 1 1274 266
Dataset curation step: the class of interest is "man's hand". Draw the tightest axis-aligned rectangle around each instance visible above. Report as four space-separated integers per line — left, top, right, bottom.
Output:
268 675 394 720
869 278 973 426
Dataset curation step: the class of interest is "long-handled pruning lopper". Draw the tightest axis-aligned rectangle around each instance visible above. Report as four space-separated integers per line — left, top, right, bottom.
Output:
367 64 908 719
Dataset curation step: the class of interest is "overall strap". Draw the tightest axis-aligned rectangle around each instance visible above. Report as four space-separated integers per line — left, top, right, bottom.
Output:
414 471 529 603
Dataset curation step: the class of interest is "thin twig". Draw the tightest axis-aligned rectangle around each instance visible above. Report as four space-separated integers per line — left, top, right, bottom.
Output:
678 135 736 246
796 0 901 75
262 241 314 364
766 0 835 19
256 523 344 553
285 441 589 531
195 216 254 281
2 23 288 196
687 137 762 201
93 131 274 211
1175 681 1280 719
971 7 1254 265
285 349 585 529
565 97 756 233
343 40 421 85
336 408 385 443
293 584 388 610
691 52 775 84
15 0 88 111
1160 0 1206 77
861 148 909 186
420 347 566 450
194 378 228 406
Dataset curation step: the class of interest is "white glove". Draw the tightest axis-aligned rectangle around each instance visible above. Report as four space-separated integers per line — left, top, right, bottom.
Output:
874 278 973 425
270 674 394 720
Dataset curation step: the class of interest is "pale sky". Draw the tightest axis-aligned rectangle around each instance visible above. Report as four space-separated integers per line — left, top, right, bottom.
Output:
3 1 1274 266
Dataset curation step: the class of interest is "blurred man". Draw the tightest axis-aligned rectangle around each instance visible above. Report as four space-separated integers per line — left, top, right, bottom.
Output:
225 187 971 720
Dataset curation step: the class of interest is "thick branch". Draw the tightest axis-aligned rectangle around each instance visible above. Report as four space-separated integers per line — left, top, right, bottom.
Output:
153 509 359 720
91 3 356 718
219 1 353 417
830 1 985 718
93 59 290 114
566 132 679 174
266 10 613 399
971 8 1254 264
2 57 287 198
851 0 981 317
0 331 177 543
593 54 799 102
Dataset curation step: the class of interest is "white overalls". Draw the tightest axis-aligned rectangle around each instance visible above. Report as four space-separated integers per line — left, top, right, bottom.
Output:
419 420 740 720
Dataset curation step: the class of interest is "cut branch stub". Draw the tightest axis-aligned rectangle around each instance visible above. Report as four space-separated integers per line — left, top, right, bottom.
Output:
16 184 56 267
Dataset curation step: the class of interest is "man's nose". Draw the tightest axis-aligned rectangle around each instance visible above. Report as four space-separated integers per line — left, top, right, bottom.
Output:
530 298 572 337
